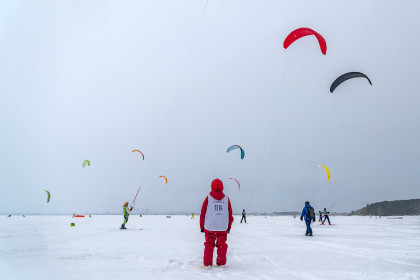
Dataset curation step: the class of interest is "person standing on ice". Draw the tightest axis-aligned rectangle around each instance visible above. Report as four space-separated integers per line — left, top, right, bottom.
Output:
121 202 133 229
318 210 323 222
200 178 234 270
300 201 315 236
240 209 247 223
322 208 332 225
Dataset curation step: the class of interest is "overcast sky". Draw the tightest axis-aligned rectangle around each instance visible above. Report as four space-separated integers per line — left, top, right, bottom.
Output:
1 0 419 214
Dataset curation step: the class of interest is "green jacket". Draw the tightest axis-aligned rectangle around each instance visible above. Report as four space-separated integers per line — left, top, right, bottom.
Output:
123 205 130 216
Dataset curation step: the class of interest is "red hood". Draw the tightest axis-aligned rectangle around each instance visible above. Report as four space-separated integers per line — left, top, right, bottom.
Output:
210 190 225 200
210 178 225 200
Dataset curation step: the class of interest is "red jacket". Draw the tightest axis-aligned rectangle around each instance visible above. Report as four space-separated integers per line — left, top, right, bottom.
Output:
200 189 234 231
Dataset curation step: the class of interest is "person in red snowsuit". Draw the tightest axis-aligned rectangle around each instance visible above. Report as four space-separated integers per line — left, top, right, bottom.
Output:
200 178 234 269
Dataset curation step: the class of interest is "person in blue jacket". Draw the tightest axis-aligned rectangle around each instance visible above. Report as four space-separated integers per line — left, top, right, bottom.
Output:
300 201 315 236
322 208 332 225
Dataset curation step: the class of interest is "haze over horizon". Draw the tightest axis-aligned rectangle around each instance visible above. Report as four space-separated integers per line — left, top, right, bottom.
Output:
1 0 420 215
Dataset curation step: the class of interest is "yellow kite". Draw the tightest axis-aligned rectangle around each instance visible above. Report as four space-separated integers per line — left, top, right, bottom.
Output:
319 164 331 181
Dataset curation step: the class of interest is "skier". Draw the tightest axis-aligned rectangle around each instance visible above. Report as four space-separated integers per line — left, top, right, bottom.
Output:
318 211 323 222
191 213 195 219
200 178 234 270
121 202 133 229
240 209 247 223
300 201 315 236
322 208 332 225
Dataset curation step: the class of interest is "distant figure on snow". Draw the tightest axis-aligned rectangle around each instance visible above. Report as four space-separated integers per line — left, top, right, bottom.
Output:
318 211 323 222
322 208 331 225
121 202 133 229
200 179 234 270
191 213 195 219
300 201 315 236
240 209 247 223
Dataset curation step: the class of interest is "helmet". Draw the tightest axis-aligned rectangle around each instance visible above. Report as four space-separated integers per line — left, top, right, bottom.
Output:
124 202 129 206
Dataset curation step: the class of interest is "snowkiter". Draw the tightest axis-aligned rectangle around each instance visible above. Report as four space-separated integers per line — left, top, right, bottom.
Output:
322 208 331 225
240 209 247 223
200 179 234 269
192 213 195 219
300 201 315 236
121 202 133 229
318 211 323 222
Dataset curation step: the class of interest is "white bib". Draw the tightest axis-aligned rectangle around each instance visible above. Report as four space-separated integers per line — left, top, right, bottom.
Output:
204 195 229 231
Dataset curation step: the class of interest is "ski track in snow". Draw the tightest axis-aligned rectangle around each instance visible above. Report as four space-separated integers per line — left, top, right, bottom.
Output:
0 215 419 280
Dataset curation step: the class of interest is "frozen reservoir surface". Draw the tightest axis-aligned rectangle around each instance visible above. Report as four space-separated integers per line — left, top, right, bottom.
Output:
0 215 419 280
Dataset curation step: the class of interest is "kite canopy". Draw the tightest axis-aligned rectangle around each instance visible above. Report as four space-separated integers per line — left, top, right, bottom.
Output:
330 72 372 93
44 190 50 203
83 160 90 168
132 150 145 160
159 175 168 184
283 28 327 55
229 178 241 191
226 145 245 160
319 164 331 181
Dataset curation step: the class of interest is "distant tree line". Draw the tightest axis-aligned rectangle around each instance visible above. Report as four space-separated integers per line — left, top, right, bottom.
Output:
351 199 420 216
272 211 300 216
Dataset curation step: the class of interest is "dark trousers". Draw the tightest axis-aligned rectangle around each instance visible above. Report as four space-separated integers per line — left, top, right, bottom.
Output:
305 220 312 234
240 215 246 223
323 215 331 224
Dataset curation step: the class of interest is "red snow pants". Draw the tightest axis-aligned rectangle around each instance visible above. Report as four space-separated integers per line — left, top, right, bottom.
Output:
203 230 228 266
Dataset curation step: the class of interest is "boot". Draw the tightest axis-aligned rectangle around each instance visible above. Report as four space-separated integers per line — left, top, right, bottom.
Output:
201 265 212 270
120 224 126 229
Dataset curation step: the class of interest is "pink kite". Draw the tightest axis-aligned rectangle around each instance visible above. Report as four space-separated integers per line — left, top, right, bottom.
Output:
229 178 241 191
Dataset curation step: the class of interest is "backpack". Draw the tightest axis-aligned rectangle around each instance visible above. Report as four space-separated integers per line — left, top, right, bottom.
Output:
306 206 315 219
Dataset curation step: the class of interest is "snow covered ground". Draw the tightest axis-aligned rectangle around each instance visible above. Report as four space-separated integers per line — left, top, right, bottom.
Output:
0 215 419 280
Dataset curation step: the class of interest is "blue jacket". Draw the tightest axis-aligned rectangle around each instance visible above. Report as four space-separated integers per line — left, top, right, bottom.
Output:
301 204 314 221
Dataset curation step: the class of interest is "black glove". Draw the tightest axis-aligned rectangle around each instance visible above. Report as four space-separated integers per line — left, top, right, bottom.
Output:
201 228 204 233
313 218 315 222
130 207 133 211
300 217 303 221
227 229 230 234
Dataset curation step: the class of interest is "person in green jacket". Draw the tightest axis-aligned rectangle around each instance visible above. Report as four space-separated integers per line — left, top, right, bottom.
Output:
121 202 133 229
